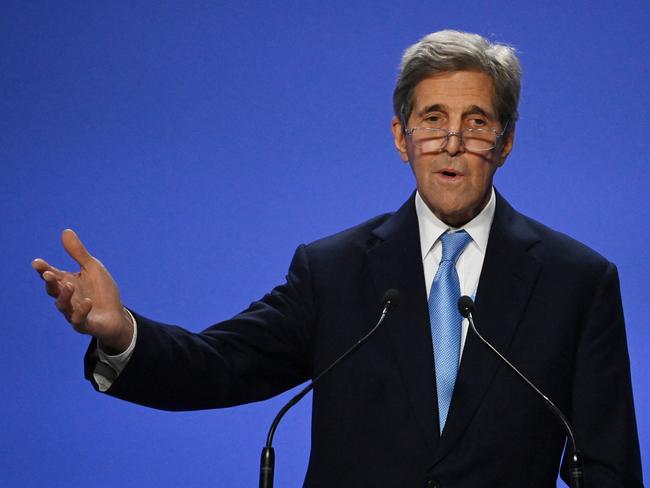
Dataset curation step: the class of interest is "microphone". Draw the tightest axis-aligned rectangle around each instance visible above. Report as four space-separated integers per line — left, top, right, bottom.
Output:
457 296 584 488
259 289 402 488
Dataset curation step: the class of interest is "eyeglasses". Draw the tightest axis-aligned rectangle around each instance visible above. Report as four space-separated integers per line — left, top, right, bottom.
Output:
404 123 509 153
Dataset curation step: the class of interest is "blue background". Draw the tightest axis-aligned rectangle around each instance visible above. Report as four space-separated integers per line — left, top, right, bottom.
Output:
2 1 648 486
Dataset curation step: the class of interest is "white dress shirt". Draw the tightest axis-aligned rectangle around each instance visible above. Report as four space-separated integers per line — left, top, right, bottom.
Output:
93 310 137 391
95 188 496 390
415 187 495 358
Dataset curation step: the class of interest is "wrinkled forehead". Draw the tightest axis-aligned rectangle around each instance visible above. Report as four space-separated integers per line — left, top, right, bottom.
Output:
409 71 498 120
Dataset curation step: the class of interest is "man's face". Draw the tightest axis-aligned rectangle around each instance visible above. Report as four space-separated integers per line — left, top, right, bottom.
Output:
391 70 514 227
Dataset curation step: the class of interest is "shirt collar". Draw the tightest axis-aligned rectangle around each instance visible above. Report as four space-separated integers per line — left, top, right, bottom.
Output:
415 187 496 261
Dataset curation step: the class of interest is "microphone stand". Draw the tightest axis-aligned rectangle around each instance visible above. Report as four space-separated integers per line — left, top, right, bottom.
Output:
259 290 400 488
458 297 584 488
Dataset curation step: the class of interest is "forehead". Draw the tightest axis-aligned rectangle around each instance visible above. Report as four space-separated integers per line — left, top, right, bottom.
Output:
411 70 497 116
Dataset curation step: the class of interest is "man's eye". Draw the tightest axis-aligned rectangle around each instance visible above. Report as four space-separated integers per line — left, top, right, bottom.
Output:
467 118 488 127
424 115 444 125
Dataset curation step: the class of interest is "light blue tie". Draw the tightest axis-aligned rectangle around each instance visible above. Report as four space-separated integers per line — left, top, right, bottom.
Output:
429 230 472 433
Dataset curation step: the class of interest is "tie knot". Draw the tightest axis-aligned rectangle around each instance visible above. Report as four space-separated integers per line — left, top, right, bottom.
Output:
440 230 471 263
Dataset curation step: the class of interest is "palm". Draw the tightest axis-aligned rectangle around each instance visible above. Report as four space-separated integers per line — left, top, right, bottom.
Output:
63 260 121 334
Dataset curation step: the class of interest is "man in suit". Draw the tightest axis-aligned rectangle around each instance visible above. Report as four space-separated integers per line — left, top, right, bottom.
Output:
33 30 642 486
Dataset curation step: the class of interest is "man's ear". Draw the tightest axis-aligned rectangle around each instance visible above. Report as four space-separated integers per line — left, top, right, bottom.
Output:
497 125 515 167
391 116 410 162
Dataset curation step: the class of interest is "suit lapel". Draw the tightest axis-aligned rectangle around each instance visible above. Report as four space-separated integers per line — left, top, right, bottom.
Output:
432 192 542 463
367 194 440 453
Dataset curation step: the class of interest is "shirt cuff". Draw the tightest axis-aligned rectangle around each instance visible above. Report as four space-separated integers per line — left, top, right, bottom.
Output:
92 308 138 392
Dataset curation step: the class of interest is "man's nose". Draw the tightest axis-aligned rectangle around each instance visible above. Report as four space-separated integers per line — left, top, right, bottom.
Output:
444 131 464 155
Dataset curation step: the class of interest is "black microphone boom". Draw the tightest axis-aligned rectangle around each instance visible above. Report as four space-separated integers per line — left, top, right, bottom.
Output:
457 295 584 488
259 289 401 488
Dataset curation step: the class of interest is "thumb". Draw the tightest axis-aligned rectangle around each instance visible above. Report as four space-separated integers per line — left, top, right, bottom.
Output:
61 229 94 268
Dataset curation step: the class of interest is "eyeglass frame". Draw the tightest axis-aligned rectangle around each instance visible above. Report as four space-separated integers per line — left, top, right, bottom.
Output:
402 120 510 153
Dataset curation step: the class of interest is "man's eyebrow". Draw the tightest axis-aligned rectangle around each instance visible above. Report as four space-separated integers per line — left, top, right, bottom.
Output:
416 104 446 117
415 104 495 119
463 105 494 119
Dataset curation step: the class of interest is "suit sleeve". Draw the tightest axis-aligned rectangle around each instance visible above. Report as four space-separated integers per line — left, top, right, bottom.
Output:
84 244 317 411
560 262 643 487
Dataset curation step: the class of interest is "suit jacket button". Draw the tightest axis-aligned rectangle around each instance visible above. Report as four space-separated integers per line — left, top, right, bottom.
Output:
425 479 439 488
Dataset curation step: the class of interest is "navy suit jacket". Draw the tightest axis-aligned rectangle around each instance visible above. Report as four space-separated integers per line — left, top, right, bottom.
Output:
86 192 643 487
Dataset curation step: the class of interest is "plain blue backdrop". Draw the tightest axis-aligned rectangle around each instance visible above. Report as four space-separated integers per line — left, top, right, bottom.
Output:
2 1 648 486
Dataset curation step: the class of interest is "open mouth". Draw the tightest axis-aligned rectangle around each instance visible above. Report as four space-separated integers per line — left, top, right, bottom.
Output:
437 168 463 178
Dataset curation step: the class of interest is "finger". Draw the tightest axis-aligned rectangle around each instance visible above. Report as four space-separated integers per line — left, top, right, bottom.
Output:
61 229 94 268
32 258 64 279
32 258 50 274
43 271 62 298
55 282 74 318
69 298 92 328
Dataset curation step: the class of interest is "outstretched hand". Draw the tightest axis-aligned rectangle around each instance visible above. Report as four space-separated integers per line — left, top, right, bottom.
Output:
32 229 133 353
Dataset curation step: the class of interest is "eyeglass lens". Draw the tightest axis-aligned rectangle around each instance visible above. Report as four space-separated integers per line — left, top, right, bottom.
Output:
411 129 498 152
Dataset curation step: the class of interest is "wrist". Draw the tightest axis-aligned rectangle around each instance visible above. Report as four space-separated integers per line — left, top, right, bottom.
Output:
99 308 134 355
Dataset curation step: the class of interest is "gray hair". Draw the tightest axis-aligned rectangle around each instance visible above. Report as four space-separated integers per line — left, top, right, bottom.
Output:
393 30 521 131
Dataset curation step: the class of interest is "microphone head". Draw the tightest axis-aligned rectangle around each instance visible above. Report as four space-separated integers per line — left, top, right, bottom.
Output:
457 295 475 318
382 288 401 308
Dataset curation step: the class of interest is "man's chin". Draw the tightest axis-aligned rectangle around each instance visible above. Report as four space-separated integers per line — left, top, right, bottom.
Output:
429 200 481 228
